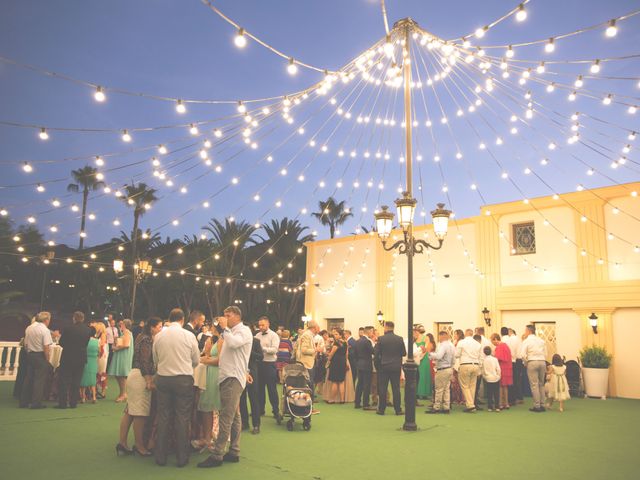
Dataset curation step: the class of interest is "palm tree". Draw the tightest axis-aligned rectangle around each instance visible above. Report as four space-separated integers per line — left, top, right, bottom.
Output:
120 182 158 318
67 166 105 249
312 197 353 239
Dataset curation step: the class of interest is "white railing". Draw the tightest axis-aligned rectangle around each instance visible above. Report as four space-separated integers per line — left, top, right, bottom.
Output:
0 342 21 381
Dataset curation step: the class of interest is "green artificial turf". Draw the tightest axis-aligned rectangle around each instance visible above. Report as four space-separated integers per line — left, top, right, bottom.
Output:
1 381 639 480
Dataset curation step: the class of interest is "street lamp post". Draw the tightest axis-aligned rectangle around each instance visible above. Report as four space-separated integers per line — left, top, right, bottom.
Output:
373 18 452 431
113 258 152 319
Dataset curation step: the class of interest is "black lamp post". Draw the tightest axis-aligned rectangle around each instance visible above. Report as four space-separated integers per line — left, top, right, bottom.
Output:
482 307 492 327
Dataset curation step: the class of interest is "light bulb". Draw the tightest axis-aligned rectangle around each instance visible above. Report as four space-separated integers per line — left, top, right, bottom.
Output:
121 130 132 142
628 105 637 114
574 75 583 88
536 62 545 74
546 83 555 93
0 209 7 216
94 86 106 102
568 91 576 101
36 183 45 192
95 155 104 166
605 19 617 37
590 60 601 74
545 38 555 53
175 100 186 114
158 144 167 154
22 162 33 173
383 35 394 57
96 172 104 180
287 58 298 75
234 28 247 48
602 94 612 105
39 128 49 140
237 101 246 113
189 124 199 135
213 128 223 138
475 26 487 38
515 3 527 22
505 45 514 58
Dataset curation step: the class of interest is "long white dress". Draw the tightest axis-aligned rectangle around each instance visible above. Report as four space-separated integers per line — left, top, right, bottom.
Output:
546 365 570 401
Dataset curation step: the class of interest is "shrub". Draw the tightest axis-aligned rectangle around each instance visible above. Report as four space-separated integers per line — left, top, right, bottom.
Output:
579 345 612 369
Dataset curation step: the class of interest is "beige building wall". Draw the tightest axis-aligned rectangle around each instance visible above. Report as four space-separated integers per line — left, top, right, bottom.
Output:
304 182 640 398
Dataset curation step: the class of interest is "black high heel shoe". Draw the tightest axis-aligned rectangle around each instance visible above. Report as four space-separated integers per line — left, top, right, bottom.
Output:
115 443 133 456
132 445 152 457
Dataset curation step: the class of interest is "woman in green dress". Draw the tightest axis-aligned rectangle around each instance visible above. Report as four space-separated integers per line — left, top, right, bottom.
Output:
107 319 134 402
192 336 223 452
79 327 99 403
414 325 433 401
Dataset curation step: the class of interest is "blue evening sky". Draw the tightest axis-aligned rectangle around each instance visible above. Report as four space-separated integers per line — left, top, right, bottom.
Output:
0 0 638 247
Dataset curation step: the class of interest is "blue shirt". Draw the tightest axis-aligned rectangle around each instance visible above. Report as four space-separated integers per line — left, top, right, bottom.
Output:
429 340 455 370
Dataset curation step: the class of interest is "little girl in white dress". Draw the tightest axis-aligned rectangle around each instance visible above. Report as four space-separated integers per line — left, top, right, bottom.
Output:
545 354 570 412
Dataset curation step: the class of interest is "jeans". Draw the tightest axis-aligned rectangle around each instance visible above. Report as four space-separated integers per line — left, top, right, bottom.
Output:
210 378 244 460
258 362 279 416
377 369 401 413
355 369 372 407
527 360 547 408
486 380 500 410
154 375 194 465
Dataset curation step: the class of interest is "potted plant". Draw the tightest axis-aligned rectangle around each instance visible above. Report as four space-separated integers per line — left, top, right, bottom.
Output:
579 345 612 399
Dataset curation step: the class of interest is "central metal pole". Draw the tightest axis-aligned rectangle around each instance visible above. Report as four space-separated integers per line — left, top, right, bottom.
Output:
401 20 418 432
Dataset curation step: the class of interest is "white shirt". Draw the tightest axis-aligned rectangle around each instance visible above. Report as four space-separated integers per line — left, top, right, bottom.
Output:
455 336 482 364
505 334 523 362
521 334 547 362
24 322 53 353
219 322 253 389
313 334 325 352
153 323 199 376
482 355 501 383
106 325 119 345
255 329 280 363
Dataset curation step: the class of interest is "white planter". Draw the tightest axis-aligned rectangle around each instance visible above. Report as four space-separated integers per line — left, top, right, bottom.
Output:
582 367 609 399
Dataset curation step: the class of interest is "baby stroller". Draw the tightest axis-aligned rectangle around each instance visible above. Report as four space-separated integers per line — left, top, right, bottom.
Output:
277 362 313 431
565 360 583 398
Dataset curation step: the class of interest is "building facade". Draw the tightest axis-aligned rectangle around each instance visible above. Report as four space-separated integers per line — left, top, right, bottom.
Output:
305 182 640 399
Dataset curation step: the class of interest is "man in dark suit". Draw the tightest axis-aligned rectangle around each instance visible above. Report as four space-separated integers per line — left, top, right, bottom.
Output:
240 333 264 434
373 321 406 415
184 310 204 337
56 311 92 409
344 329 358 385
354 326 375 409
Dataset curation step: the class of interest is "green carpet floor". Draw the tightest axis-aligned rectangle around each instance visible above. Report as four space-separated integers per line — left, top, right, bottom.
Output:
1 381 639 480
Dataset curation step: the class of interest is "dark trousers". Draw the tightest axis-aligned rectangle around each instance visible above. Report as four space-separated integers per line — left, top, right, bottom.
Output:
19 352 50 407
258 362 279 416
355 369 372 407
307 368 315 401
240 378 261 428
486 381 500 410
511 359 524 401
155 375 194 465
474 377 485 407
350 357 358 385
58 362 84 407
377 369 401 413
106 344 114 370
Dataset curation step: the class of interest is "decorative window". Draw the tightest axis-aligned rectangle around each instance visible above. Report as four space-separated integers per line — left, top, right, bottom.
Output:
511 221 536 255
533 322 556 362
435 322 454 338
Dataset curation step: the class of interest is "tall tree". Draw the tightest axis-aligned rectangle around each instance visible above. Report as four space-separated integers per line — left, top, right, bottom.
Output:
120 182 158 318
67 166 105 249
312 197 353 239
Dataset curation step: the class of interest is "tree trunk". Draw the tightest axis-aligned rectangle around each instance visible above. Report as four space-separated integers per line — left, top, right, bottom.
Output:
129 211 140 318
78 188 89 249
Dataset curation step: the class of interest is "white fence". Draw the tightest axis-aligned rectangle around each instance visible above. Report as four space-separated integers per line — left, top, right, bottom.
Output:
0 342 21 381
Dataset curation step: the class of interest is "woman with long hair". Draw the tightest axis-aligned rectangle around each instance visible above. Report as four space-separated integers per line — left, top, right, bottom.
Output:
79 326 99 403
116 317 163 456
94 322 108 398
192 336 223 452
325 329 348 403
450 329 465 406
108 319 134 403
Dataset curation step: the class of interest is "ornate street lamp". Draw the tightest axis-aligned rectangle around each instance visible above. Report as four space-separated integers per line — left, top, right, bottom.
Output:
589 312 598 334
482 307 492 327
113 259 124 274
376 310 384 327
113 258 152 319
372 18 451 431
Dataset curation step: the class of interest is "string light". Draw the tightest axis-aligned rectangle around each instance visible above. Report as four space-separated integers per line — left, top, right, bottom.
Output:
234 27 247 48
287 58 298 75
515 3 527 22
590 59 601 73
38 128 49 140
94 86 106 102
544 38 555 53
121 129 132 142
22 162 33 173
605 19 618 37
175 99 186 114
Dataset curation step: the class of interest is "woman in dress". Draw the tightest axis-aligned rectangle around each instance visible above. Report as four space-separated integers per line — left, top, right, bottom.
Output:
415 326 432 401
450 329 465 406
324 329 348 403
193 336 223 452
116 317 162 456
79 326 99 403
276 330 294 382
93 322 108 399
491 333 513 410
108 319 134 402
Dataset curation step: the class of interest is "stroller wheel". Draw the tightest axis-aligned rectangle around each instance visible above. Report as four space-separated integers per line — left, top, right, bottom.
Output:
286 420 294 431
303 421 311 431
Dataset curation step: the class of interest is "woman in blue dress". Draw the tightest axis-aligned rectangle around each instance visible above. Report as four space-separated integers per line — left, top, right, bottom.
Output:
193 336 223 452
79 326 99 403
107 319 134 402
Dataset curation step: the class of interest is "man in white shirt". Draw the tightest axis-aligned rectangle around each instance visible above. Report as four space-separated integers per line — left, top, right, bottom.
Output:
255 316 280 419
455 329 482 412
105 314 119 370
198 306 252 469
152 308 199 467
19 311 53 409
521 324 548 412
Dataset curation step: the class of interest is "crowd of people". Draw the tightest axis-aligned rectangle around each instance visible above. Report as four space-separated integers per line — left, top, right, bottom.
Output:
15 308 571 468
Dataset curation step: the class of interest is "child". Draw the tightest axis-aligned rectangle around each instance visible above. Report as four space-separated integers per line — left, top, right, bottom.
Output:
482 346 502 412
546 354 570 412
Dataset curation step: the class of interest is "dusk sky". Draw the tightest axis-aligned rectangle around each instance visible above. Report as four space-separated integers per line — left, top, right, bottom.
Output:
1 0 638 248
